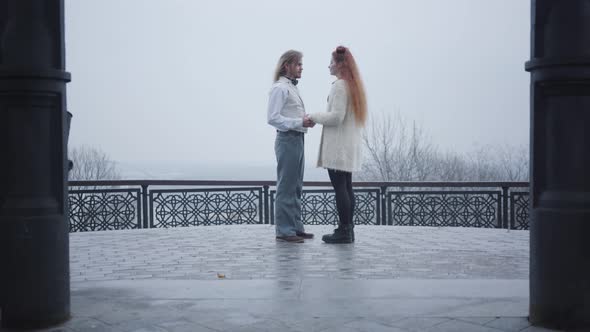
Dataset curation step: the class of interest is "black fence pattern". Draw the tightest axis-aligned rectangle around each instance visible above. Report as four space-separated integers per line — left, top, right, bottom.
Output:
388 191 501 228
68 189 141 232
149 187 262 227
510 191 530 230
67 181 530 232
270 189 381 225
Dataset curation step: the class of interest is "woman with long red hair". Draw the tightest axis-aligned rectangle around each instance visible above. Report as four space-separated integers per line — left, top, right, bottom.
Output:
307 46 367 243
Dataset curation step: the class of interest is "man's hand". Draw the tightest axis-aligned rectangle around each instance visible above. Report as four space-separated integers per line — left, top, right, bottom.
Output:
303 115 316 128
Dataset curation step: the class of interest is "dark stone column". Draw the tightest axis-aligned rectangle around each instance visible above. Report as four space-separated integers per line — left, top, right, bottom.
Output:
526 0 590 329
0 0 71 329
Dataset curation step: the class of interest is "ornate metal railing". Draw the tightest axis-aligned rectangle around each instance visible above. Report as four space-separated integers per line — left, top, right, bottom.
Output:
510 191 531 230
67 180 529 232
68 188 141 232
150 187 263 227
270 189 381 225
388 191 501 227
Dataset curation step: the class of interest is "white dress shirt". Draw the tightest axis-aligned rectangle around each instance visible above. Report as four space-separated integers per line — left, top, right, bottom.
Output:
267 76 307 133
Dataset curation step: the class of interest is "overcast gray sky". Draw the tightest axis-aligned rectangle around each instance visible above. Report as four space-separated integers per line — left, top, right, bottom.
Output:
65 0 530 167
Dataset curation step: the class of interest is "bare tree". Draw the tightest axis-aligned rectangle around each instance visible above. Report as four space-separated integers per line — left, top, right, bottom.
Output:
495 144 529 181
69 146 121 182
359 111 437 182
464 146 504 181
433 151 471 181
407 121 439 181
359 113 435 181
359 111 529 182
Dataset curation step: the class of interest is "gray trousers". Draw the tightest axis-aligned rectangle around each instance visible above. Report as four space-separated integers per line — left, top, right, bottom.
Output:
274 131 305 236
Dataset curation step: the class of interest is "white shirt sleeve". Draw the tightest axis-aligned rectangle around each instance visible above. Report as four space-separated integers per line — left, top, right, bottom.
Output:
267 85 304 131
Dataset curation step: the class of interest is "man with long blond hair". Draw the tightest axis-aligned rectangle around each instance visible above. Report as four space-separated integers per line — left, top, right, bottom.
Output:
267 50 315 243
307 46 367 243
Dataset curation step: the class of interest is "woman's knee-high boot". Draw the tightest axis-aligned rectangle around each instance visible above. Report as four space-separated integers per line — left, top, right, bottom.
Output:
322 223 353 244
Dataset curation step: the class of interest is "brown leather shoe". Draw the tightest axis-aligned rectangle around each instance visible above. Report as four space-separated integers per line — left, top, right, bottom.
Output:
276 235 304 243
296 231 314 239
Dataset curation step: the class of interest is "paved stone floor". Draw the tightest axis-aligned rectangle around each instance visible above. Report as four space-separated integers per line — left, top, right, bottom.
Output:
68 225 529 282
0 226 577 331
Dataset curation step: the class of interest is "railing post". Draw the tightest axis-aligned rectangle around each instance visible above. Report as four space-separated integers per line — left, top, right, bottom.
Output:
270 189 275 225
381 186 388 225
263 185 269 224
141 184 149 229
501 186 509 229
510 193 516 230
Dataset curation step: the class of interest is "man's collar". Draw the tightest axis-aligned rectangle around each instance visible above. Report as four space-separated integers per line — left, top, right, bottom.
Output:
281 76 298 86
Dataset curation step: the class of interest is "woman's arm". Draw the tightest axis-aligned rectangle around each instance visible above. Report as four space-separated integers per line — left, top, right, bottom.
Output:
309 81 348 127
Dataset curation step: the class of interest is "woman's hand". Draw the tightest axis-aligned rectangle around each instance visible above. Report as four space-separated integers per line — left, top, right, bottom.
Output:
303 114 316 128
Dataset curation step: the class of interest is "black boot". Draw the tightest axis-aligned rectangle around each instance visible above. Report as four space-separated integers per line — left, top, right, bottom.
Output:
322 224 353 244
351 224 355 242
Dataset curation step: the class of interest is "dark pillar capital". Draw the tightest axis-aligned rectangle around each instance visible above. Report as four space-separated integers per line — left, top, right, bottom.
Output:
526 0 590 329
0 0 71 328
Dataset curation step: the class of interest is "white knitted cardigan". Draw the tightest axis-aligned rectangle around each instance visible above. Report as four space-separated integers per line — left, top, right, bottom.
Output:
309 79 362 172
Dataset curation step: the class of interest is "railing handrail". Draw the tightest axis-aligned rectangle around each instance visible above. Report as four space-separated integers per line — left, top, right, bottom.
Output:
68 180 530 188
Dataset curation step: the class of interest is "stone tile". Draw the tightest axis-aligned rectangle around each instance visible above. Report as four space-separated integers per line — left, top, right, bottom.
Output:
195 312 268 331
437 299 528 317
338 318 410 332
225 319 303 332
520 326 565 332
313 327 359 332
163 325 217 332
108 319 170 332
276 316 358 332
126 327 167 332
388 317 450 331
61 317 112 332
300 279 527 300
484 317 531 331
89 308 143 326
192 318 246 331
155 318 195 329
423 319 505 332
454 317 498 325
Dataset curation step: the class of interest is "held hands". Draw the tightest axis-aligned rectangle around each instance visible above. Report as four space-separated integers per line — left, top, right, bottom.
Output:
303 114 316 128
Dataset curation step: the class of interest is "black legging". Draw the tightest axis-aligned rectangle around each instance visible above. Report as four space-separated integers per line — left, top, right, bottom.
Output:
328 169 355 226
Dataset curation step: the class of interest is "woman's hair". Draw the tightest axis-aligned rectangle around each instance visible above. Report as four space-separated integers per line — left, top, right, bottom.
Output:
332 46 367 126
273 50 303 81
